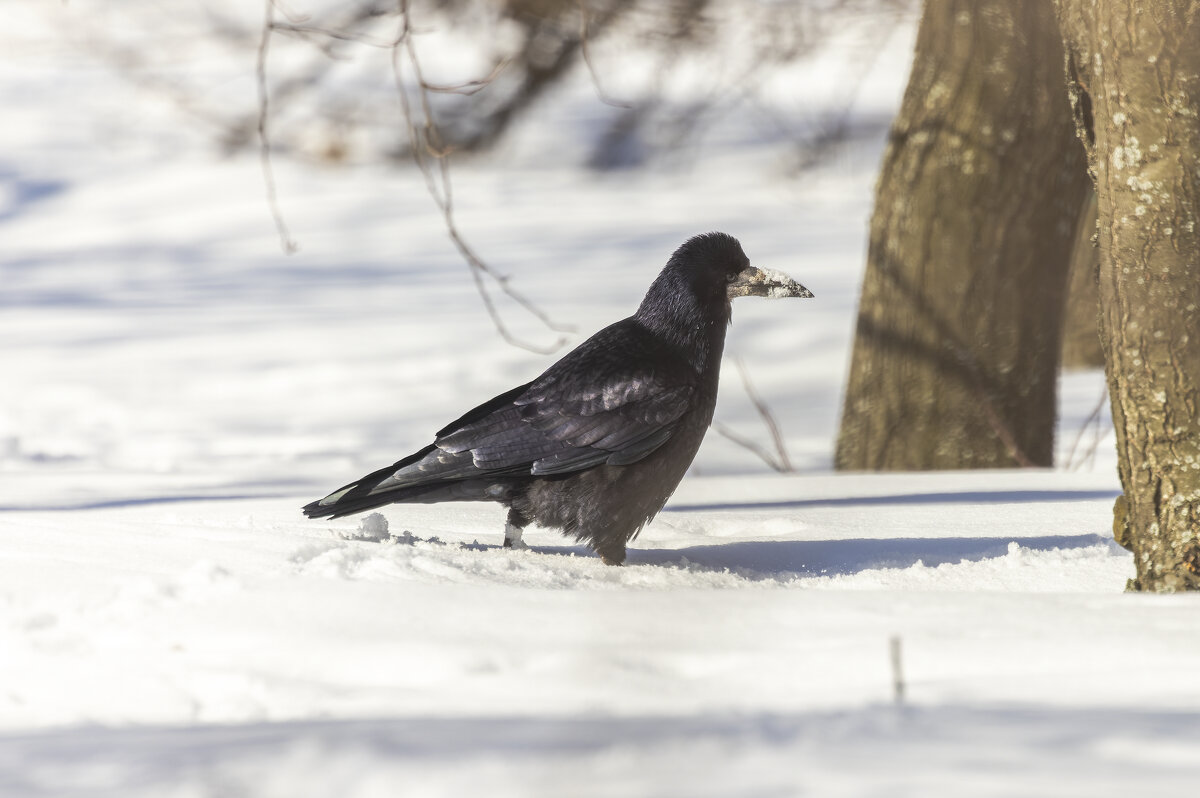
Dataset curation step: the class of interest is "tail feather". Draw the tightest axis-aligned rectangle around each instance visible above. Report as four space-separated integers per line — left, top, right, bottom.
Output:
302 482 446 519
302 443 519 520
302 444 434 519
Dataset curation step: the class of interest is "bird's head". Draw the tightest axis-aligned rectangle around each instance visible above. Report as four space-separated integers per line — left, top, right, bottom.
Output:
661 232 814 306
635 232 812 371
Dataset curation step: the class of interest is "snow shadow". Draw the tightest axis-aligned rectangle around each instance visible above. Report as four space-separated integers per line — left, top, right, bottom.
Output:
0 494 301 513
664 488 1119 514
0 480 317 512
626 534 1115 577
0 168 67 224
2 705 1196 796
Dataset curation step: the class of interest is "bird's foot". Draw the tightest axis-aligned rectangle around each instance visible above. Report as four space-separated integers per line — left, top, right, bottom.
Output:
598 546 627 566
502 521 528 550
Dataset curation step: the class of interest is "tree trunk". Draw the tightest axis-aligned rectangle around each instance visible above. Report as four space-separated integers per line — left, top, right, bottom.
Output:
836 0 1091 470
1056 0 1200 591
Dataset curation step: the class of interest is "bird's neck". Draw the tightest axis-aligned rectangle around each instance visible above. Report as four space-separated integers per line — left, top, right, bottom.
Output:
635 292 729 376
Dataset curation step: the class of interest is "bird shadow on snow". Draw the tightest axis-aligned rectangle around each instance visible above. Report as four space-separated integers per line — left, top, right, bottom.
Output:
623 534 1114 578
391 487 1119 579
618 487 1122 578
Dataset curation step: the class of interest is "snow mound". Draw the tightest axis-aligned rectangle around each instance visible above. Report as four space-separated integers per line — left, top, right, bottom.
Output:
341 511 390 542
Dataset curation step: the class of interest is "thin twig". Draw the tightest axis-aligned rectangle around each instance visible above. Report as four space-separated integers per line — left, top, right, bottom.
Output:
272 21 395 49
257 0 299 254
1087 431 1108 469
1070 384 1113 470
734 356 793 472
257 0 571 350
786 5 901 172
422 59 511 96
890 635 906 706
268 0 310 25
714 422 789 473
714 357 794 473
578 0 631 108
1083 401 1110 470
390 0 572 353
1065 384 1110 471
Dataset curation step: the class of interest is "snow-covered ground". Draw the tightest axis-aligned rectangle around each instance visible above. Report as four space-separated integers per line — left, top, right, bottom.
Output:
3 2 1198 796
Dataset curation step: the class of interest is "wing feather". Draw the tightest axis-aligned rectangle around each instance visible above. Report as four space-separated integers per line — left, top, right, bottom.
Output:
432 319 697 478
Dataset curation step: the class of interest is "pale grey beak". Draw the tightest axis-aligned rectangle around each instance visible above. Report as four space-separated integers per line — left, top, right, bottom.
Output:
727 265 814 299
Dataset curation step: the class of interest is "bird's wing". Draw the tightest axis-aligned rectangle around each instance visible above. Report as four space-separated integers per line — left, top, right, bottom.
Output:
435 322 697 476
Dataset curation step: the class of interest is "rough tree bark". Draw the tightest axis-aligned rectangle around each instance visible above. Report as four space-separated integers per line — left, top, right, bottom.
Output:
1056 0 1200 591
835 0 1092 470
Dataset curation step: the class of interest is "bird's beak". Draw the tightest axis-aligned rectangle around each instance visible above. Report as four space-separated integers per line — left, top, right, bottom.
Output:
727 265 814 299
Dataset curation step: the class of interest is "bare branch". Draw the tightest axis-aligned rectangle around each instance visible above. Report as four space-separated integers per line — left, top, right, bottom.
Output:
1064 385 1109 471
390 0 573 353
271 21 395 49
714 357 794 473
257 0 299 254
252 0 571 349
422 59 511 96
578 0 632 108
713 423 790 473
268 0 311 25
736 356 793 472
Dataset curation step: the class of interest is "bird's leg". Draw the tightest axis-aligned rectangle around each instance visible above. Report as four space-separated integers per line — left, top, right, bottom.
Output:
597 543 627 566
503 521 528 550
503 508 529 550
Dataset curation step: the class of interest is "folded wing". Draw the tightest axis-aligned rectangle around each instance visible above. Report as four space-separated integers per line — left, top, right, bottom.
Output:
304 320 698 516
437 321 696 476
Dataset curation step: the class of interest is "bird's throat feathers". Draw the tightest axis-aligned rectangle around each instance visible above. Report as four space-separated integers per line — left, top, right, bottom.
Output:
634 271 729 375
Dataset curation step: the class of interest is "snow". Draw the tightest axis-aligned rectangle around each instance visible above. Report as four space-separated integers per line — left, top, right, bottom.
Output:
3 1 1198 795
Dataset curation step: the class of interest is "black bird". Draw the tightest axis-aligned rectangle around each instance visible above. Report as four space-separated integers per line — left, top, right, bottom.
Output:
303 232 812 564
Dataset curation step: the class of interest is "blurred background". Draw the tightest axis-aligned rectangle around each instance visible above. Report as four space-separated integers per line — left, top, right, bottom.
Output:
4 0 968 509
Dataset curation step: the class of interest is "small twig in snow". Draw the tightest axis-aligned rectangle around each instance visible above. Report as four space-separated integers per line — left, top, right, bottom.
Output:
890 635 906 705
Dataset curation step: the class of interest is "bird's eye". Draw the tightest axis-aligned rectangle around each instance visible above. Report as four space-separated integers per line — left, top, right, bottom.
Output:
726 272 739 284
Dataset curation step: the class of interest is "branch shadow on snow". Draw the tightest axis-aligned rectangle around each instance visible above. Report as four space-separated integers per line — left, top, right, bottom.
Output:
0 168 67 224
663 488 1119 514
623 534 1115 578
